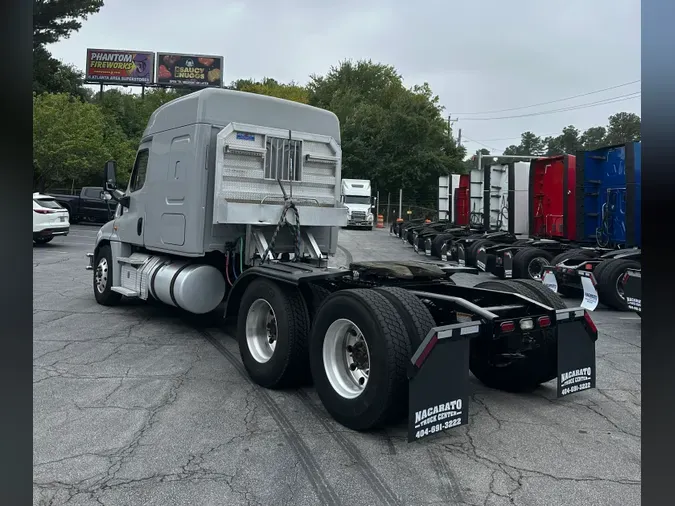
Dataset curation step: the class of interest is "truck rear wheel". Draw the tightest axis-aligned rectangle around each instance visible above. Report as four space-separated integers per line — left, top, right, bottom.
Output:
93 244 122 306
512 248 554 280
309 289 411 430
596 258 641 311
238 278 310 388
470 280 559 392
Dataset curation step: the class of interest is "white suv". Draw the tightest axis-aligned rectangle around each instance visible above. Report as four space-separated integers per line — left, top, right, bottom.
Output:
33 192 70 244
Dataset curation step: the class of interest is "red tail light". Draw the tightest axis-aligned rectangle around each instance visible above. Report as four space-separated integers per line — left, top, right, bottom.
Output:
33 209 55 214
583 311 597 334
538 316 551 328
585 263 593 270
500 321 515 333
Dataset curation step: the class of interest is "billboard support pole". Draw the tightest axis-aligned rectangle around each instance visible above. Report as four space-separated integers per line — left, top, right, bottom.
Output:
99 84 104 102
141 85 145 99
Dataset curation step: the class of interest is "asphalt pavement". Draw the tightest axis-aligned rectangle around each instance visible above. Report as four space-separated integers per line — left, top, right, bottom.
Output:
33 225 641 506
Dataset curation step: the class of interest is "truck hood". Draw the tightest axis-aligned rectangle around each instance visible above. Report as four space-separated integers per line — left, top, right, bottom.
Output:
344 204 372 214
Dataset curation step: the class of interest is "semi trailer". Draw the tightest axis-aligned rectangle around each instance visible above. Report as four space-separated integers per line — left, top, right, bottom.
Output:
86 88 598 441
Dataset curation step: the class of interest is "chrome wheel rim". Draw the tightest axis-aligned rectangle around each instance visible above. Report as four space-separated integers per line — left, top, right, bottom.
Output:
323 319 370 399
615 275 626 301
528 257 548 281
95 257 108 294
246 299 278 363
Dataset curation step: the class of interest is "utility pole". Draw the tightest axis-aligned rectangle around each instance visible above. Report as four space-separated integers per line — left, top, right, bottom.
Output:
457 128 462 147
447 115 458 138
398 188 403 221
386 192 391 225
375 190 380 217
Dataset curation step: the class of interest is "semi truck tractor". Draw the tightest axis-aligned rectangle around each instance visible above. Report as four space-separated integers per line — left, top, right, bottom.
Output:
86 88 598 442
341 178 374 229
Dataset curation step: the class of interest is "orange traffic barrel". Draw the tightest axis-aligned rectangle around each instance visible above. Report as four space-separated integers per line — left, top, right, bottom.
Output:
396 218 404 223
376 215 384 228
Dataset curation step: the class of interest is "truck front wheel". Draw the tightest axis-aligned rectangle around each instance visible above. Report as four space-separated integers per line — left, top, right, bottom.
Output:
309 289 411 431
238 278 311 389
93 245 122 306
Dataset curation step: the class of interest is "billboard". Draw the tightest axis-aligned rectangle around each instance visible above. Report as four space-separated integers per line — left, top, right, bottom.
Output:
156 53 223 88
86 49 154 84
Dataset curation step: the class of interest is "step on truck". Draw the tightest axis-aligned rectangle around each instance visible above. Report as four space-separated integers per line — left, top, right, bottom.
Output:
86 88 598 442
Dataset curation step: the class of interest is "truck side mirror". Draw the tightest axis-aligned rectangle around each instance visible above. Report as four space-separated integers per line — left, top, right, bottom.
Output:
103 160 118 191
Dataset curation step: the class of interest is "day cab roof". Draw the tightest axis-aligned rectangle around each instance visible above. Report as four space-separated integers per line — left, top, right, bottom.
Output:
143 88 341 142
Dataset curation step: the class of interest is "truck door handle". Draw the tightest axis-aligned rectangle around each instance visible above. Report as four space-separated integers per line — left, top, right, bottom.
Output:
137 217 143 236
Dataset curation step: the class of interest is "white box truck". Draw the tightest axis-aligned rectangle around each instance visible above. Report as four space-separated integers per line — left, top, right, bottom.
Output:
85 88 598 442
341 178 373 229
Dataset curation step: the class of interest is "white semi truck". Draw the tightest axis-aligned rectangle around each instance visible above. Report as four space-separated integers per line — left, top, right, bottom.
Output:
86 88 599 442
341 178 374 229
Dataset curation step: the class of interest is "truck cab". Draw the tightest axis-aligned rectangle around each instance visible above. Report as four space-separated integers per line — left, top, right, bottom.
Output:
341 178 373 229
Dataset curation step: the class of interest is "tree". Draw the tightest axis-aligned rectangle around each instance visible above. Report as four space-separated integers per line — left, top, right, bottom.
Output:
33 0 105 48
307 59 405 125
579 126 607 150
232 78 309 104
545 125 581 155
33 45 90 100
33 93 110 190
605 112 641 145
503 132 545 156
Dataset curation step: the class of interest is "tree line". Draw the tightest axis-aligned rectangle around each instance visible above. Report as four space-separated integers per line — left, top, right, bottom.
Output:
33 1 641 209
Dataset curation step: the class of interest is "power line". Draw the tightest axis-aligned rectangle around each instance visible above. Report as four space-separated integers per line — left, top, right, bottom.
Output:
469 132 561 142
458 92 641 121
454 80 641 115
461 136 502 153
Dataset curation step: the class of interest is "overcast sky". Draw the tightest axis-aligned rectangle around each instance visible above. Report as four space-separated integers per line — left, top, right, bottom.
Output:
49 0 641 156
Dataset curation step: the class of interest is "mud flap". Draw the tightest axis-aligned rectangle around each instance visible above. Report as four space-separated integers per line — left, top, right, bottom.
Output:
407 321 481 442
457 244 466 266
502 250 513 278
624 271 641 313
424 238 432 257
476 247 487 271
556 308 597 398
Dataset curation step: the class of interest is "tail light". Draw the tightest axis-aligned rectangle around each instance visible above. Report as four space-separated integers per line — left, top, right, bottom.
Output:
583 311 597 334
33 209 55 214
500 321 515 333
538 316 551 328
585 263 593 270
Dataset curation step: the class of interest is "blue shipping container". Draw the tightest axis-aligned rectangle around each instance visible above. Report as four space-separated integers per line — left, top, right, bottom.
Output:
575 141 641 248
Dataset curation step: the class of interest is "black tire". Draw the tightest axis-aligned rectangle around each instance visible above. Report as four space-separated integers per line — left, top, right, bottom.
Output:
512 248 554 280
550 248 593 266
465 239 494 267
34 236 53 244
306 283 332 324
237 278 311 389
596 258 641 311
309 289 411 430
508 279 567 310
470 280 558 392
431 233 454 258
93 244 122 306
591 258 612 282
373 287 436 351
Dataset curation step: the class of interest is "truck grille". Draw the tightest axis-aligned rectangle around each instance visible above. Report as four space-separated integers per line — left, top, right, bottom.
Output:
352 211 366 221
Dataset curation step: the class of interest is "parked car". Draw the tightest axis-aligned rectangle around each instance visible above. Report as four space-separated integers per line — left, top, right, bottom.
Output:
33 192 69 244
51 186 116 223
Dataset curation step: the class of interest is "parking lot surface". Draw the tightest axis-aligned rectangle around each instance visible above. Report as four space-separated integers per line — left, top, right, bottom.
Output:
33 225 641 506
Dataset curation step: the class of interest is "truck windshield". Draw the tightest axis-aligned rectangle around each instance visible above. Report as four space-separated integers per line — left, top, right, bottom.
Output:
344 196 371 205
